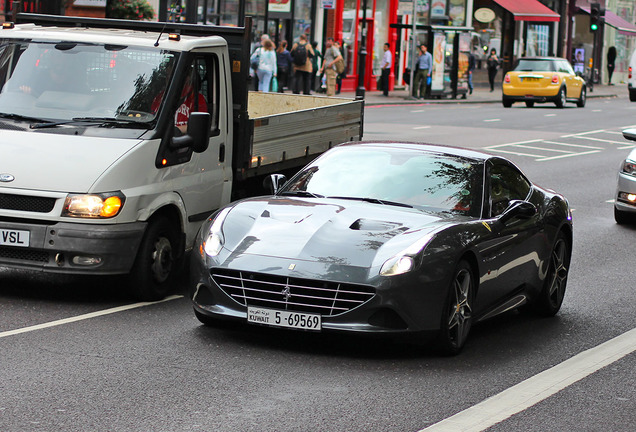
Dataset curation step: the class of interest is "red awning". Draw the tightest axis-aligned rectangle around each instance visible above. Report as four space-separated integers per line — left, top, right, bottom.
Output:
580 7 636 35
493 0 560 22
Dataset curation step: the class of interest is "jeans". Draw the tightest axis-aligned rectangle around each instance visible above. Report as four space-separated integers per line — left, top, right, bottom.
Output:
257 69 273 92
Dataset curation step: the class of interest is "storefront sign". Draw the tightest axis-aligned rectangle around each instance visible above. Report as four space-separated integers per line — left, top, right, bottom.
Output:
398 0 429 15
431 0 447 17
269 0 292 14
474 8 496 23
73 0 106 6
321 0 336 9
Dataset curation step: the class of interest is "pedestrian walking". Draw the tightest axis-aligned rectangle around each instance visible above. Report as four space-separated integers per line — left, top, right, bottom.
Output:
413 44 432 99
487 49 500 92
252 39 277 92
291 34 315 95
320 38 344 97
607 46 617 85
276 40 293 92
380 42 392 96
467 51 476 95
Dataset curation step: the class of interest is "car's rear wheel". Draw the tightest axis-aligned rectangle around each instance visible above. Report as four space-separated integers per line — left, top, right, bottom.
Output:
554 87 566 108
576 86 586 107
532 232 570 316
437 260 474 355
630 88 636 102
525 101 535 108
614 206 635 224
502 98 513 108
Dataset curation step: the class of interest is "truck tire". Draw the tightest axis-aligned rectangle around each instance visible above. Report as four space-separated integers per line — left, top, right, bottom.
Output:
630 88 636 102
129 216 179 301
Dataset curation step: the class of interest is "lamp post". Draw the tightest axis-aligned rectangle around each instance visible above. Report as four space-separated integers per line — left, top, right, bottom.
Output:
355 0 368 98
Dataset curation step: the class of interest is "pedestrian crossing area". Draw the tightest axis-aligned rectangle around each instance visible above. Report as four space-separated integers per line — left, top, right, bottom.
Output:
483 127 636 161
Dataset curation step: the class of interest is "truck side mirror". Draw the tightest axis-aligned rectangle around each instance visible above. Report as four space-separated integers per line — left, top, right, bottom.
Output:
170 112 211 153
263 174 287 195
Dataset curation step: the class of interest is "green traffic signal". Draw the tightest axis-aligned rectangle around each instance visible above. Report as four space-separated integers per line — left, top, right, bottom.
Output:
591 23 598 31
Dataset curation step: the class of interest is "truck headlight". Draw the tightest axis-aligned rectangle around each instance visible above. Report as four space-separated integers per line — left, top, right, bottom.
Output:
62 192 125 218
203 207 232 257
380 233 435 276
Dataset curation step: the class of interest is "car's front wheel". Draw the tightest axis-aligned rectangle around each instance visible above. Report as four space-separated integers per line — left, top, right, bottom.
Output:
532 232 570 316
614 206 635 224
525 101 535 108
437 260 474 355
554 86 566 108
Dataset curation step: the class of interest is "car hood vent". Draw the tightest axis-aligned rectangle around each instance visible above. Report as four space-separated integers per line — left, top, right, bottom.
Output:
349 218 405 232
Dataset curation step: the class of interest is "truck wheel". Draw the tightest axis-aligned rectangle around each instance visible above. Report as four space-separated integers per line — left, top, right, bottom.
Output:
630 89 636 102
129 216 179 301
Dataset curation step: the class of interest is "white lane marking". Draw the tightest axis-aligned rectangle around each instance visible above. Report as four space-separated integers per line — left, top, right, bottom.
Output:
542 141 604 149
606 199 616 203
592 109 603 112
412 110 426 113
537 150 601 161
604 131 624 135
486 148 545 158
514 144 573 154
561 129 606 137
484 119 501 122
571 136 628 145
618 145 636 150
413 126 431 129
419 327 636 432
486 139 543 149
544 114 557 117
0 295 183 339
620 125 636 128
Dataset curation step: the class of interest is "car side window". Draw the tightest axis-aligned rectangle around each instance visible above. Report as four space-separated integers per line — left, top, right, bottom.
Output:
489 163 532 217
558 61 573 74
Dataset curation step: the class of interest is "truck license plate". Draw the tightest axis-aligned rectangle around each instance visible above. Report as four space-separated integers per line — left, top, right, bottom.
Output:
247 307 321 331
0 229 30 247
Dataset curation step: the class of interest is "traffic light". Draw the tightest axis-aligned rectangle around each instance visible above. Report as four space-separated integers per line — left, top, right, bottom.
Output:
590 3 601 32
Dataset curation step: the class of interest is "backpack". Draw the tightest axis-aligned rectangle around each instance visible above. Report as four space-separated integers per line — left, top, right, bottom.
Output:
335 57 345 74
293 44 308 66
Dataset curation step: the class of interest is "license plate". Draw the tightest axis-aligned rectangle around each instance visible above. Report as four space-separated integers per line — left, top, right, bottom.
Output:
0 228 30 247
247 307 321 331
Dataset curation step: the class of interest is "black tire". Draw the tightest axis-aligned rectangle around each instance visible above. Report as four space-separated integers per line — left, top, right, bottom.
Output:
525 101 535 108
437 260 474 355
554 86 566 108
576 86 586 107
630 88 636 102
502 98 513 108
532 232 570 316
614 206 635 224
128 216 180 301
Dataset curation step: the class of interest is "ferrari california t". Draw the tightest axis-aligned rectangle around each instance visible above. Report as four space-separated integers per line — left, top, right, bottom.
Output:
190 142 573 354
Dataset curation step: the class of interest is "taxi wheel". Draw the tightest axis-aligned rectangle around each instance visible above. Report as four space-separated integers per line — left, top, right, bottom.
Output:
576 86 586 108
502 99 513 108
525 101 535 108
554 87 566 108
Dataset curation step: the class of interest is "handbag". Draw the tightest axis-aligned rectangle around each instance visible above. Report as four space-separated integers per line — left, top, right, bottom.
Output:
271 77 278 92
250 48 261 70
335 58 345 74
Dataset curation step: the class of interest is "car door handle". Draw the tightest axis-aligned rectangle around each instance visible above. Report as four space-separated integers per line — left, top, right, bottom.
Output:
219 143 225 163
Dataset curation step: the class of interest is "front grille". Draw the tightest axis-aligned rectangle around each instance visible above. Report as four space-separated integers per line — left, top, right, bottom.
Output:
0 193 56 213
0 246 49 263
211 268 375 316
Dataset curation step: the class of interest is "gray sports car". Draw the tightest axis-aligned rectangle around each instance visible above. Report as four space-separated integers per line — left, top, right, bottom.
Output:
190 142 572 354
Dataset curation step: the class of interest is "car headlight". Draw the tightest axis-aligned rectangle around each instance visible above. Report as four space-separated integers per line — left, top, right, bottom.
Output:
62 192 125 218
622 159 636 176
203 207 231 257
380 233 435 276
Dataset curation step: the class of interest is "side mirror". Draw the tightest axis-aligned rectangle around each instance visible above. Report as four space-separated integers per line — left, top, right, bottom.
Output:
263 174 287 195
170 112 211 153
499 200 536 224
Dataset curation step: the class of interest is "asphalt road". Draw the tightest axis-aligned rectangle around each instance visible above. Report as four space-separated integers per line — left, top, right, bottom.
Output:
1 95 635 431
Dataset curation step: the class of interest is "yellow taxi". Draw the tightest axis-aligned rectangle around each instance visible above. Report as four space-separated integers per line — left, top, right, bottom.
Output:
502 57 586 108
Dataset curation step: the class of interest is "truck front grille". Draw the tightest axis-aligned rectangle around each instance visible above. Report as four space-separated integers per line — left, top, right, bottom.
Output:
0 247 49 263
211 268 375 316
0 193 56 213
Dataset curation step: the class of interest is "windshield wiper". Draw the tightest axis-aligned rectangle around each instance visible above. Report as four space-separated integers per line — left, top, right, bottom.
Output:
279 190 325 198
0 113 50 123
31 117 152 129
327 196 413 208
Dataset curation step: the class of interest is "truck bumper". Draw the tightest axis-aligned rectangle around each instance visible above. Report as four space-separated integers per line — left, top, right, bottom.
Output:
0 220 146 275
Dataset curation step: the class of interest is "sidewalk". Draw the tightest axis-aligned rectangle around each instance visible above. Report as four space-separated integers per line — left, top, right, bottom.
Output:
338 84 620 106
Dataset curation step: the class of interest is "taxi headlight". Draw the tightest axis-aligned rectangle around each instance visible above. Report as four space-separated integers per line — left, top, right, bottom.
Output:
62 192 125 218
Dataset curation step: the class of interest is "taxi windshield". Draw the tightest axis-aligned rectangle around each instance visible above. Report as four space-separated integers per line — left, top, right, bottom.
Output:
0 40 178 125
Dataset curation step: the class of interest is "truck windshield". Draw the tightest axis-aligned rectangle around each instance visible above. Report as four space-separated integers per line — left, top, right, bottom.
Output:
0 40 178 124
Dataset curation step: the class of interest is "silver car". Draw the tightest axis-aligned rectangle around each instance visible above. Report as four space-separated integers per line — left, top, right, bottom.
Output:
615 129 636 223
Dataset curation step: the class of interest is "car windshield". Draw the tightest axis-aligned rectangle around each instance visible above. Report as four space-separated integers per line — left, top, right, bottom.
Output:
281 146 483 217
514 59 555 72
0 40 178 125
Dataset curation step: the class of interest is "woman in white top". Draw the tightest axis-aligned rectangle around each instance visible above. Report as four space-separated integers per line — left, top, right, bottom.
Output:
253 39 277 92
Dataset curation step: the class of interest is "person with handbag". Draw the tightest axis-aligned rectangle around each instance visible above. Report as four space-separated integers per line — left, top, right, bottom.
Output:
487 49 500 92
252 39 277 92
413 44 432 99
